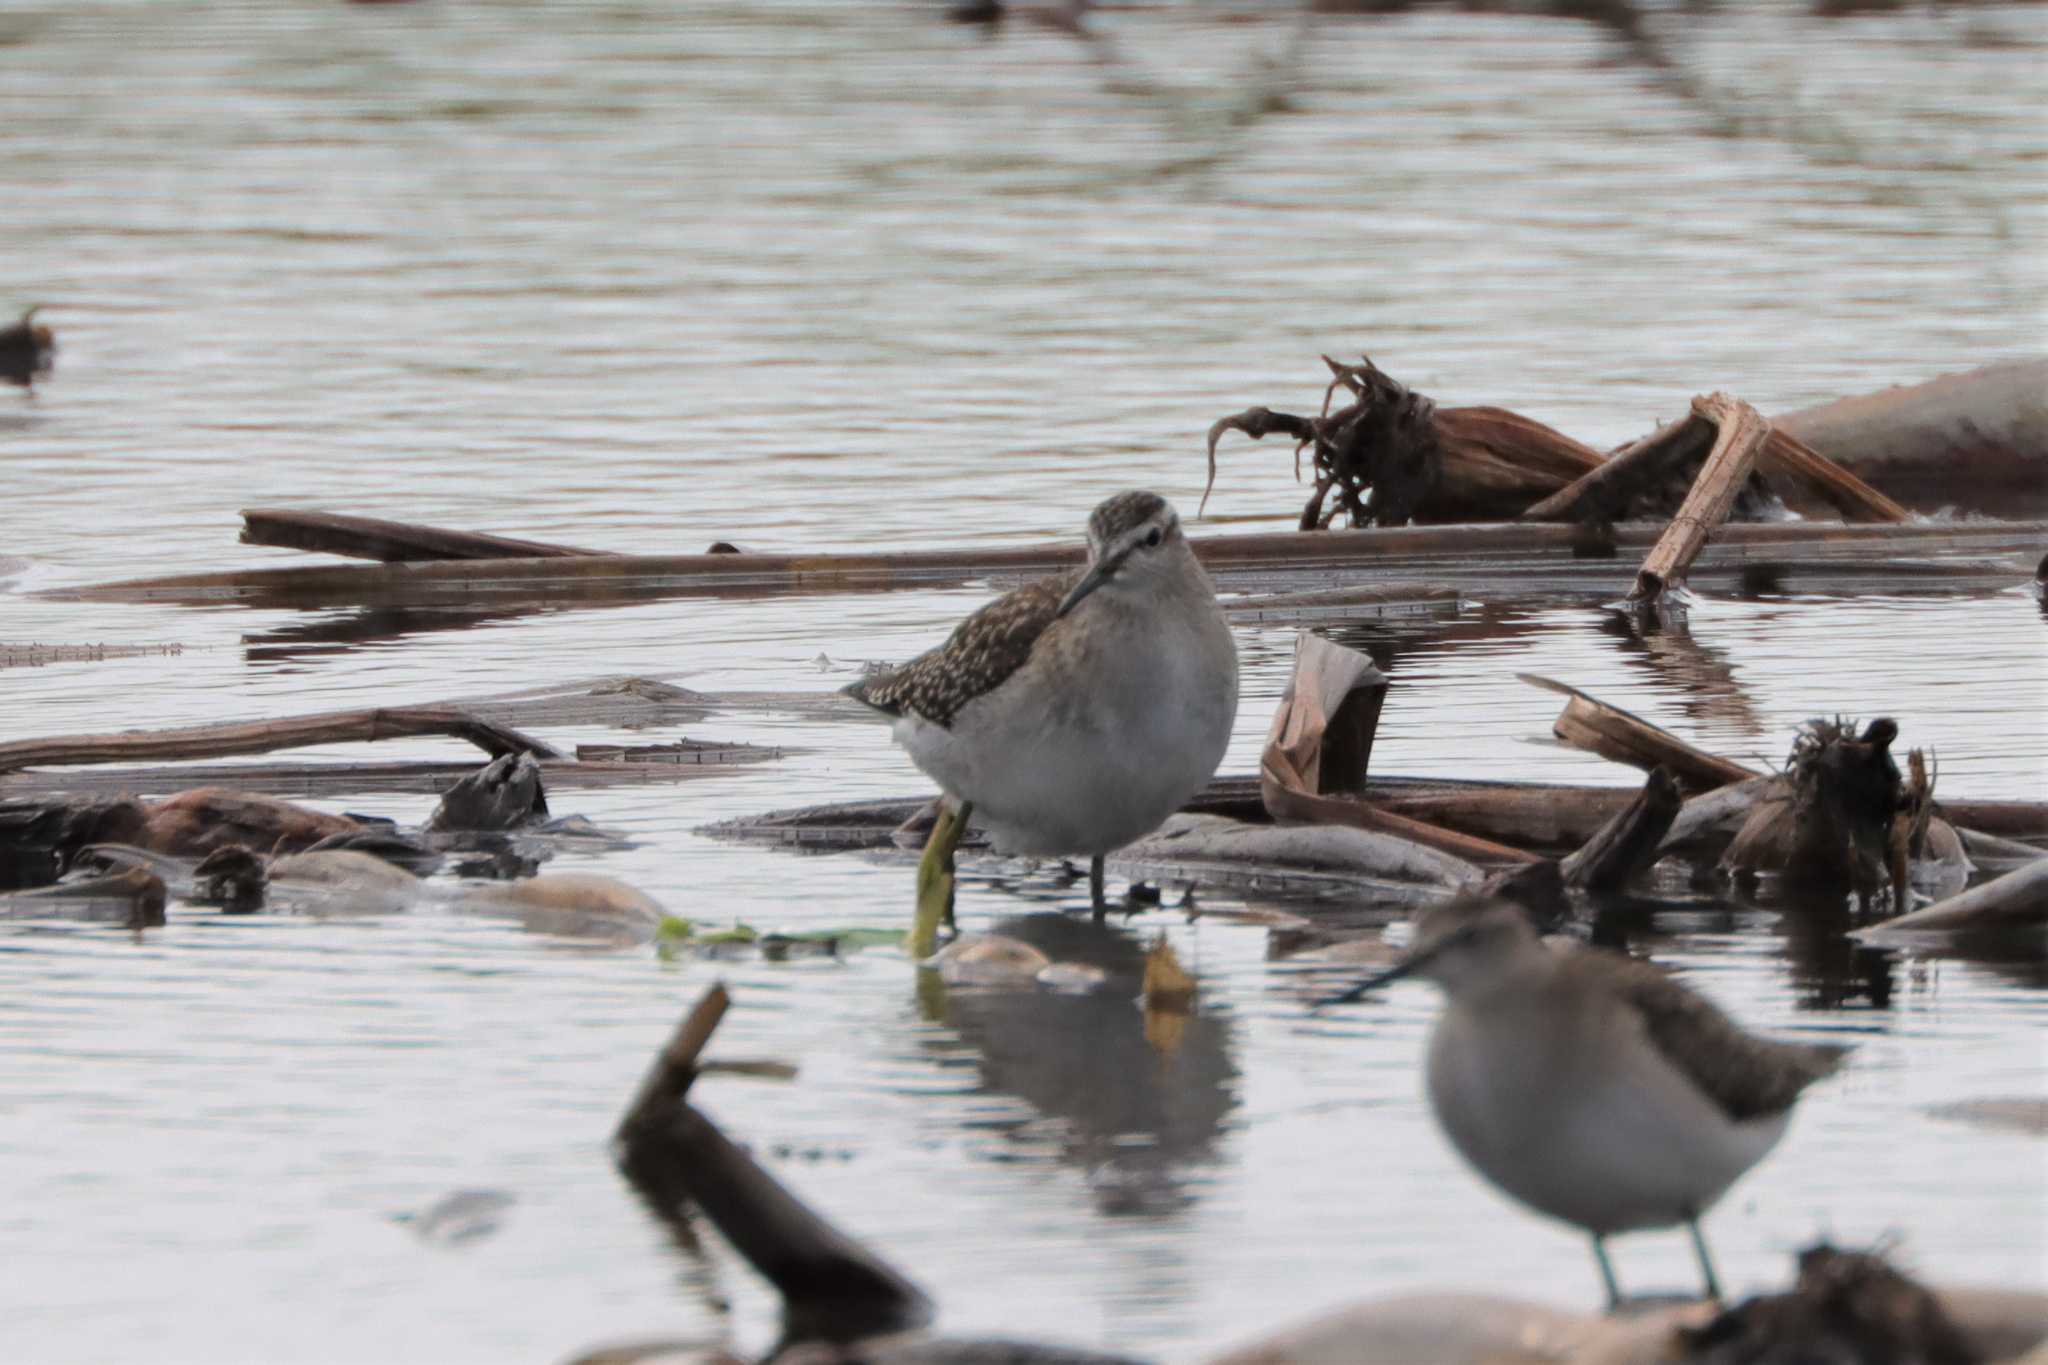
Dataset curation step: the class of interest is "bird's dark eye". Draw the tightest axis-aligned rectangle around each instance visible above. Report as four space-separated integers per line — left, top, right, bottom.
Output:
1144 527 1163 548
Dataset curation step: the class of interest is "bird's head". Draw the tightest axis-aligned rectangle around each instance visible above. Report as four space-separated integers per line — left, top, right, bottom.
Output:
1319 898 1542 1006
1058 490 1188 617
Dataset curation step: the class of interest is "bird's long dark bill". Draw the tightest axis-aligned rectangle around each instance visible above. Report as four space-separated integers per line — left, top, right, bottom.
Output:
1057 554 1122 617
1315 954 1424 1008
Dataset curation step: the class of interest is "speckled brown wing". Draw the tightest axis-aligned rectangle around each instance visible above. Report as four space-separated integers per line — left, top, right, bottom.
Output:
843 570 1080 728
1572 951 1849 1122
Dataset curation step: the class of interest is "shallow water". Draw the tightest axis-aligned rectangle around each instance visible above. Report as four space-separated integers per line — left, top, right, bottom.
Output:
2 2 2044 1361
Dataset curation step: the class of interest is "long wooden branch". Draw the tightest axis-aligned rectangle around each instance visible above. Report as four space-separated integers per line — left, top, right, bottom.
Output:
0 705 562 774
241 508 605 562
51 519 2045 610
1630 393 1773 602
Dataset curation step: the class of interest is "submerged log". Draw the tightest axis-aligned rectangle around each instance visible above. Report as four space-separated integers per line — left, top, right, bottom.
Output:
1628 393 1772 603
142 788 362 858
1 866 165 927
1776 359 2048 502
1560 766 1683 891
0 705 561 775
1520 674 1757 793
241 508 606 562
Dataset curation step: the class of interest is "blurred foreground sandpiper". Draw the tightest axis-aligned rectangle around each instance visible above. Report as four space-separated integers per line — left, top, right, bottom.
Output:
1325 899 1848 1307
846 490 1238 918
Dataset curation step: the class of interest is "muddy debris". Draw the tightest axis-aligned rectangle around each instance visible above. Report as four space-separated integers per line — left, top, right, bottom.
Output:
0 865 165 928
427 750 549 831
0 305 55 392
1722 719 1908 906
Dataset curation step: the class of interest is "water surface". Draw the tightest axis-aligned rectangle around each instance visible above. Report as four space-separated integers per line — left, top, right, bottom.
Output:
2 3 2043 1361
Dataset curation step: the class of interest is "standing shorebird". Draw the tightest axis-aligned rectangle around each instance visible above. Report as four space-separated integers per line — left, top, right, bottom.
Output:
1323 899 1848 1307
846 490 1238 920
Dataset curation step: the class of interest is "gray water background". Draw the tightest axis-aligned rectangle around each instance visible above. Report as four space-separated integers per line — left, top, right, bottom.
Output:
1 1 2044 1360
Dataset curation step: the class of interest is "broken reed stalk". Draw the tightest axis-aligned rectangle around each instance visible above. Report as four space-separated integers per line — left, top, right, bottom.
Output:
1518 413 1718 524
0 705 562 775
1520 673 1758 794
1521 414 1908 527
241 508 606 562
1629 393 1772 603
1559 766 1683 890
1887 750 1936 913
1755 429 1910 524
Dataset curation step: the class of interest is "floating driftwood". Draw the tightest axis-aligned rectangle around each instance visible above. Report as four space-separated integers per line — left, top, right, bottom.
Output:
1121 812 1481 898
0 678 790 799
0 754 771 800
1855 859 2048 941
241 508 606 562
49 518 2044 611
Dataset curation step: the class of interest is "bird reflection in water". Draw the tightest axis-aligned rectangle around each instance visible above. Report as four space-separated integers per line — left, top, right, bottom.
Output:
916 912 1237 1218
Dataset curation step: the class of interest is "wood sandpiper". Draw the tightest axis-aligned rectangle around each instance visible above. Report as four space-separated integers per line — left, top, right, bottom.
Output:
847 490 1239 917
1324 898 1848 1307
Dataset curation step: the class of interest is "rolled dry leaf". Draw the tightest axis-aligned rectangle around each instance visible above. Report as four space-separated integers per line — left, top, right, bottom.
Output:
1260 631 1389 801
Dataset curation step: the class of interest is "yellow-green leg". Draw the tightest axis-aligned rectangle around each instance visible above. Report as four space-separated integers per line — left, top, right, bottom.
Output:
908 800 971 960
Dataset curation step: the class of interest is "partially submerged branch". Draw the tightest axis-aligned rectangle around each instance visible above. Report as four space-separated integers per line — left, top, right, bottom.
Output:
1560 766 1683 891
1627 393 1772 604
613 986 935 1349
0 705 561 775
241 508 605 563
